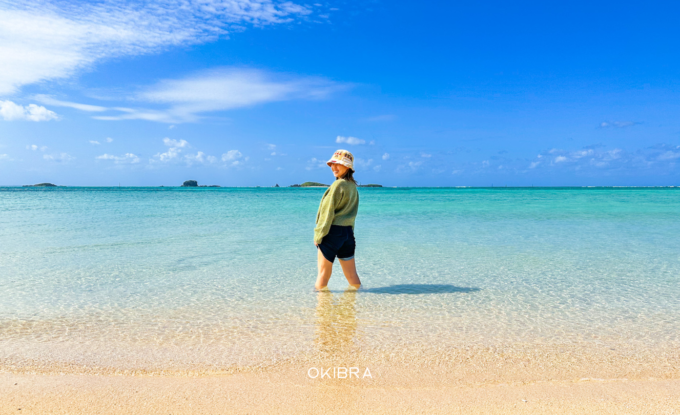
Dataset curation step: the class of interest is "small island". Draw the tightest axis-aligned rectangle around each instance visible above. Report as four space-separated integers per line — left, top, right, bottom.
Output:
181 180 220 187
359 184 383 187
23 183 58 187
300 182 329 187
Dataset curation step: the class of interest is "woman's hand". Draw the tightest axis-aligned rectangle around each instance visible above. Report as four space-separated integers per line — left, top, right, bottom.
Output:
314 239 318 247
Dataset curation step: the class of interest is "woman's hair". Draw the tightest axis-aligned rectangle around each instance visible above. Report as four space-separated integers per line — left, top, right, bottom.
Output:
338 168 358 185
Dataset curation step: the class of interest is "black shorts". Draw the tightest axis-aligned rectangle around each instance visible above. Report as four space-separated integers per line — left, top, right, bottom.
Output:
317 225 356 263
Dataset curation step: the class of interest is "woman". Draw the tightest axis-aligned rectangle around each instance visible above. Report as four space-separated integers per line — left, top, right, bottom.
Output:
313 149 362 290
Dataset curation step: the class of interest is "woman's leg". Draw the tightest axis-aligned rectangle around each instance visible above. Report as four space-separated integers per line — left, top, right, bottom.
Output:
315 248 333 290
338 258 361 288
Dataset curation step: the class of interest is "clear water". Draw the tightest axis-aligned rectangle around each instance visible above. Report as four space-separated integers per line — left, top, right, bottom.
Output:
1 187 679 372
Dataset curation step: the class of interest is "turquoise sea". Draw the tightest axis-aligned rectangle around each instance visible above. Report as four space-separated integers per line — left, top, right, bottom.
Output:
1 187 679 372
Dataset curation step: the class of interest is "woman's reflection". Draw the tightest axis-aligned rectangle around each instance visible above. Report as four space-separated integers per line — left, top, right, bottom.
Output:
315 288 358 354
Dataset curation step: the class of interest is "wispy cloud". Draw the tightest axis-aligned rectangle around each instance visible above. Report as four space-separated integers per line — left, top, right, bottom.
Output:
150 137 244 167
354 158 373 170
658 148 680 160
0 0 313 96
26 144 47 151
87 68 342 123
599 121 639 128
306 157 326 170
34 95 106 112
43 152 74 162
96 153 140 164
221 150 243 164
0 100 58 121
336 135 365 145
90 137 113 145
525 145 680 172
364 114 395 122
382 153 390 160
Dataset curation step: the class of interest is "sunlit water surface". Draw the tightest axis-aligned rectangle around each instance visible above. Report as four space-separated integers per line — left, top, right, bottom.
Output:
1 187 679 371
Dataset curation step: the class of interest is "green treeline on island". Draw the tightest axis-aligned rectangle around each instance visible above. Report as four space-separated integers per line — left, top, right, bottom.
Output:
22 183 58 187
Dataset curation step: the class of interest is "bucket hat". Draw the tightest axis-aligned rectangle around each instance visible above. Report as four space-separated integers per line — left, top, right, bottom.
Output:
326 149 355 172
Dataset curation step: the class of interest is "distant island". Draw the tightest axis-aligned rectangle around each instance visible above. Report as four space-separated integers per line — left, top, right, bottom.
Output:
300 182 329 187
23 183 58 187
289 182 382 188
181 180 220 187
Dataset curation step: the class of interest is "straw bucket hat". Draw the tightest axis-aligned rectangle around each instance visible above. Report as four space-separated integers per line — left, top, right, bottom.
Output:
326 149 355 172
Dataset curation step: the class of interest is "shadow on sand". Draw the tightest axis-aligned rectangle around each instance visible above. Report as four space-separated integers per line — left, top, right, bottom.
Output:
360 284 481 295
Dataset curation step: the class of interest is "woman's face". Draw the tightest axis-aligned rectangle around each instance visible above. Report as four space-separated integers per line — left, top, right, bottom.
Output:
330 163 349 178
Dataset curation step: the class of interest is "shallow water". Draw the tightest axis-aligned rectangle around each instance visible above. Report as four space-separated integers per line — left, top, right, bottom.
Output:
1 187 679 372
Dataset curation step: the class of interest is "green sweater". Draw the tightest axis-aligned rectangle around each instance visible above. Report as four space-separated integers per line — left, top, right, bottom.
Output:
314 179 359 244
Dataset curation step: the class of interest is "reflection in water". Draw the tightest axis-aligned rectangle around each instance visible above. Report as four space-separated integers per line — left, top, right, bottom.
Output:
315 289 358 354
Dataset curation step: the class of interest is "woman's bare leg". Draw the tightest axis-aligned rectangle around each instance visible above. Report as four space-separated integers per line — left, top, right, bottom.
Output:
315 249 333 290
338 258 361 288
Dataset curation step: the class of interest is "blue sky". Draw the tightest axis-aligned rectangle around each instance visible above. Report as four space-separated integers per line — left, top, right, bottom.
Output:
1 0 679 186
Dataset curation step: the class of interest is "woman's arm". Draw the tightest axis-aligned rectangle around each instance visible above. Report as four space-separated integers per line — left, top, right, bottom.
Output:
314 185 341 245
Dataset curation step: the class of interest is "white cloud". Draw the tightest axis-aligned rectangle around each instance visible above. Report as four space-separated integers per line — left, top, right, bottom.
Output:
163 138 189 148
267 144 276 150
0 100 58 121
185 151 210 166
106 137 113 143
354 158 373 170
33 95 106 112
26 144 47 151
156 147 182 162
373 165 381 172
222 150 242 161
43 152 74 162
96 153 140 164
271 152 276 155
153 137 189 162
306 157 326 170
89 140 100 145
0 154 10 160
421 153 432 158
554 156 568 163
92 68 341 123
336 135 365 145
658 151 680 160
382 153 390 160
0 1 313 96
529 161 540 169
572 149 594 159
